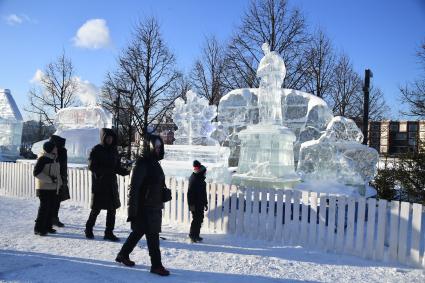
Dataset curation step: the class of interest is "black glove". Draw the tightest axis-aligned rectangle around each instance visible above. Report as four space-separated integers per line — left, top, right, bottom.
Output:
51 176 57 183
204 205 208 211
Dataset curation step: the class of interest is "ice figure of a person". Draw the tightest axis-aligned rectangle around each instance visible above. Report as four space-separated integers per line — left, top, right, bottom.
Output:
256 42 286 125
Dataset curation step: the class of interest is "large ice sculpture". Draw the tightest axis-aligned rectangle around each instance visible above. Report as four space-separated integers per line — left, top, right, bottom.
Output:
297 116 379 192
232 43 299 188
161 90 230 183
32 106 112 163
218 43 379 196
0 89 23 161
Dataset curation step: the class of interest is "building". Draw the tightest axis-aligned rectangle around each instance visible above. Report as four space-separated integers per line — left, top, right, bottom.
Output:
358 120 425 155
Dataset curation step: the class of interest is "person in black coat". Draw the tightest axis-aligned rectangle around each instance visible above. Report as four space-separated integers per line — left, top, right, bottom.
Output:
85 128 130 241
49 135 70 227
187 160 208 242
115 134 170 277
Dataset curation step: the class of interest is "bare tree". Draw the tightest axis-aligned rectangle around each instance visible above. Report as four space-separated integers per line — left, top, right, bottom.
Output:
25 52 78 125
327 54 362 118
328 54 389 120
350 85 389 120
101 72 137 153
190 36 228 106
302 29 336 98
400 40 425 118
224 0 309 90
102 17 181 150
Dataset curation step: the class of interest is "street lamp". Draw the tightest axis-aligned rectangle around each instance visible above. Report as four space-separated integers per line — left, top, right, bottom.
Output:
362 69 373 145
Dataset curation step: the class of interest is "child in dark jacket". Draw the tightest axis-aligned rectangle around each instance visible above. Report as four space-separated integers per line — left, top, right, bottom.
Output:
187 160 208 242
33 141 62 236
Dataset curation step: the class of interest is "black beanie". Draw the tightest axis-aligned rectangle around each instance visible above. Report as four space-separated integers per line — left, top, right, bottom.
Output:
43 141 55 153
193 160 206 174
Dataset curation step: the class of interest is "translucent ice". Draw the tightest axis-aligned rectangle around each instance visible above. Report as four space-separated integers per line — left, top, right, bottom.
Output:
162 90 231 183
218 43 378 193
0 89 23 161
32 106 112 163
232 43 299 188
173 90 218 146
297 116 379 187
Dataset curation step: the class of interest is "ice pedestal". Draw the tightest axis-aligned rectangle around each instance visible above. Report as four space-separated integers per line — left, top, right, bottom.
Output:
233 124 299 188
0 89 23 161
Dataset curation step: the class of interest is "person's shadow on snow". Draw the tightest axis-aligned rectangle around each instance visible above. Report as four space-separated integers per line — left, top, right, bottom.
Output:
0 249 315 283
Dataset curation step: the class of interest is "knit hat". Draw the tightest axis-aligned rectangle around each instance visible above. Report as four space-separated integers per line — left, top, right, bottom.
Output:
43 141 55 153
193 160 206 174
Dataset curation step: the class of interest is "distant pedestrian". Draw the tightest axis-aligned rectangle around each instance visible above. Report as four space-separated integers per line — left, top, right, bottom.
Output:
49 135 70 227
116 134 170 276
85 128 130 241
33 141 62 236
187 160 208 243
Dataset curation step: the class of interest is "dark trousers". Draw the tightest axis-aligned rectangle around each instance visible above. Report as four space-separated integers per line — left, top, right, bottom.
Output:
51 196 61 223
119 211 162 268
119 229 162 268
85 208 116 233
34 190 56 232
190 208 204 238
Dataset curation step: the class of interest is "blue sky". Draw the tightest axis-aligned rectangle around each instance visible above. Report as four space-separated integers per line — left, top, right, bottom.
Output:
0 0 424 120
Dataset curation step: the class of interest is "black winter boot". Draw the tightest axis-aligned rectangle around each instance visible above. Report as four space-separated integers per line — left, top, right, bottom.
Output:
150 266 170 276
115 254 135 267
85 229 94 239
104 231 120 242
52 219 65 227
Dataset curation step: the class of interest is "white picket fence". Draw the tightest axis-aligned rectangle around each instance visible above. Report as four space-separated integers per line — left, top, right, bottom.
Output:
1 161 424 269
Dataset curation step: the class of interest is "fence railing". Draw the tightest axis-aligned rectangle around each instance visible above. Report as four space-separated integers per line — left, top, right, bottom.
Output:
1 161 424 269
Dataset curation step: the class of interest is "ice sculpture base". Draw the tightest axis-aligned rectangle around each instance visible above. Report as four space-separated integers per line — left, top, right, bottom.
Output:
234 124 300 188
162 145 231 183
232 174 300 189
294 180 377 197
0 152 21 162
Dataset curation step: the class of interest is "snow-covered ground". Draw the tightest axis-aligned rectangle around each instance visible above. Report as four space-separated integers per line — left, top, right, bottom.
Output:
0 191 424 283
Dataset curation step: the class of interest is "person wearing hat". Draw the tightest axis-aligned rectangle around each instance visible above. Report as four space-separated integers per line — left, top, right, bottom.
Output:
187 160 208 243
85 128 130 241
116 134 170 276
49 135 70 227
33 141 62 236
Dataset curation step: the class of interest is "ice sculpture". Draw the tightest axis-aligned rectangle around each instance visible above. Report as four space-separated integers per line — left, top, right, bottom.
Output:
32 106 112 163
297 116 379 193
161 90 230 183
0 89 23 161
172 90 218 146
232 43 300 188
218 43 379 196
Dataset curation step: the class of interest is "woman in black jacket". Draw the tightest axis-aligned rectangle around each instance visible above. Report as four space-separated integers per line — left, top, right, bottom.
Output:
187 160 208 243
85 128 130 241
116 134 170 276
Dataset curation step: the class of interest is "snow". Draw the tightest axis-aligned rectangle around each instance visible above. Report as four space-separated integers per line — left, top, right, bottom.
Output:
1 191 423 282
